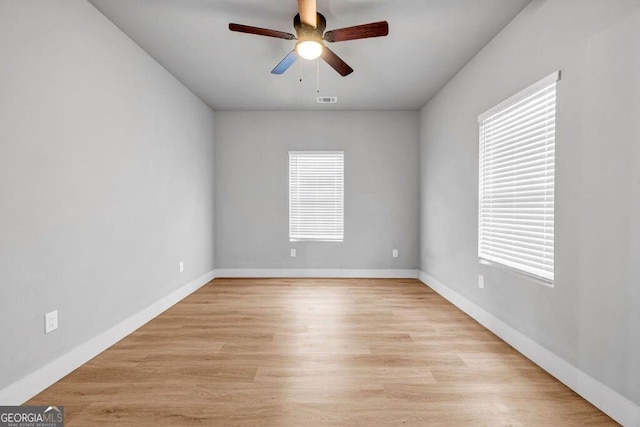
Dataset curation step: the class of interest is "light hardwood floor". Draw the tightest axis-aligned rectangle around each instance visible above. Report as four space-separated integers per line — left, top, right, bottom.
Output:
28 278 615 425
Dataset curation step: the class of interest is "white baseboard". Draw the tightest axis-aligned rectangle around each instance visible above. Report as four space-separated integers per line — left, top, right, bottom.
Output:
0 269 216 405
215 268 418 279
418 271 640 427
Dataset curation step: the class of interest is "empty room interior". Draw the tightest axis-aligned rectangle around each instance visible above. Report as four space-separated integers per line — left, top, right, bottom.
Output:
1 0 639 425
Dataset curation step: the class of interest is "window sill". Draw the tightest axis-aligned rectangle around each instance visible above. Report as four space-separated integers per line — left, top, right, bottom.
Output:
479 258 554 288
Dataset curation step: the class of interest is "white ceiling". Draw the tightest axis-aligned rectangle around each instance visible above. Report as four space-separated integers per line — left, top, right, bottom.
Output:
88 0 531 111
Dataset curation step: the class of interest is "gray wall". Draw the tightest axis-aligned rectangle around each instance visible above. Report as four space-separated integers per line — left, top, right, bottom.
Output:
215 111 419 270
0 1 215 390
419 0 640 405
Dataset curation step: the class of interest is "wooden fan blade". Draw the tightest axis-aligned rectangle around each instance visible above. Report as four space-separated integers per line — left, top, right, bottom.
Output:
298 0 317 27
271 51 298 74
324 21 389 43
229 23 296 40
321 46 353 76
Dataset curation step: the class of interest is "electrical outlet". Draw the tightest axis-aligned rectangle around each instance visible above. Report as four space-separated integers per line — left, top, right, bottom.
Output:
290 248 296 257
179 261 184 273
392 249 399 258
479 275 485 290
45 310 58 334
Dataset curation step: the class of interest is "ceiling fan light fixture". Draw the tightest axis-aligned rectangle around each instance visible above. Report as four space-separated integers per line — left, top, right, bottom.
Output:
229 2 388 77
296 40 323 60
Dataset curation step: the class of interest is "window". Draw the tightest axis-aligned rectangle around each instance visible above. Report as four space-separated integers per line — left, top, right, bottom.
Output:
478 71 559 283
289 151 344 242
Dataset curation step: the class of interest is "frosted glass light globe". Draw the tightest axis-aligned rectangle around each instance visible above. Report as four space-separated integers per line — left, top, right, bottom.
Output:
296 40 323 60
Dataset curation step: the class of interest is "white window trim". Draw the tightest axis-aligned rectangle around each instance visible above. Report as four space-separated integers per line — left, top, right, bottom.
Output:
478 71 560 285
478 71 560 122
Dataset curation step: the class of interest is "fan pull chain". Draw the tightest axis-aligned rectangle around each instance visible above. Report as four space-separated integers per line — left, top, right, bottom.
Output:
299 58 303 83
316 58 320 93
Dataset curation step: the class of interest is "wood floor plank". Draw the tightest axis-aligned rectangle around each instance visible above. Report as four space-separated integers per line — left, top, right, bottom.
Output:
26 278 616 425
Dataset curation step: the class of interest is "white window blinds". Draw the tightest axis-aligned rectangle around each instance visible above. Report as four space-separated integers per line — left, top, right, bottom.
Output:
289 151 344 242
478 71 559 283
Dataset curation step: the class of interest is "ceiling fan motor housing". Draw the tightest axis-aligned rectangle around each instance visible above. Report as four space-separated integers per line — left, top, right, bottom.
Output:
294 12 326 42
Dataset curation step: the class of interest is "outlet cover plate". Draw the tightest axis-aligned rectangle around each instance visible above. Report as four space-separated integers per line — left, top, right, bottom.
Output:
45 310 58 334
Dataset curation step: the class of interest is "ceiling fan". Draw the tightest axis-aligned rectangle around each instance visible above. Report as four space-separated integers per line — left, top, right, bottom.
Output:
228 0 389 77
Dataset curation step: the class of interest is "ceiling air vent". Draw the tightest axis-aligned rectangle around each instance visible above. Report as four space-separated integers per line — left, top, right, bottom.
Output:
317 96 338 104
